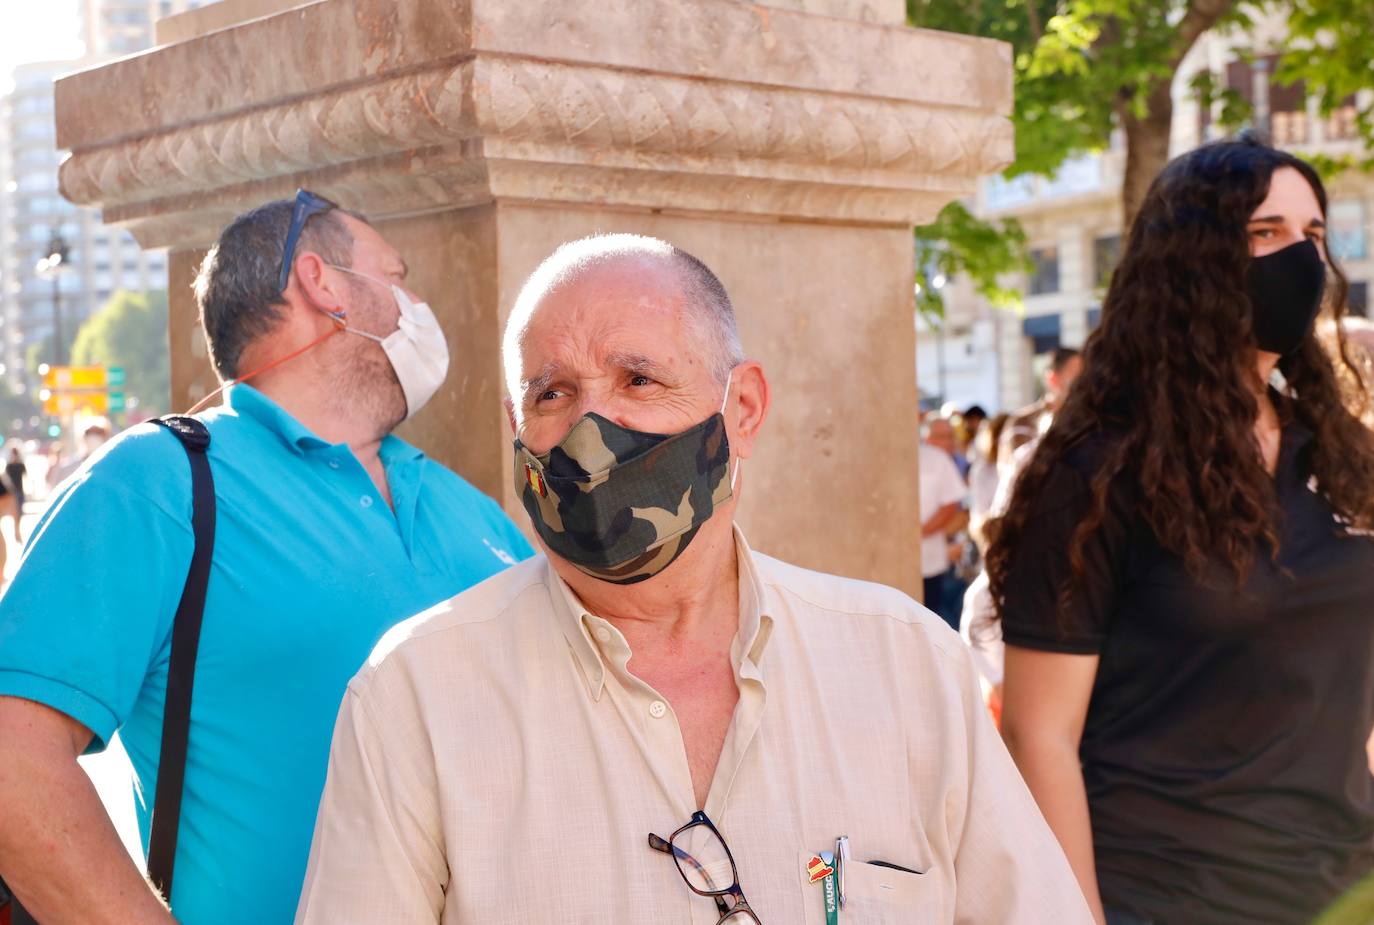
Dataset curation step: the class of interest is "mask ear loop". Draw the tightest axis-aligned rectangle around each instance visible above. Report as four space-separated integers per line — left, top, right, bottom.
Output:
324 264 402 343
184 312 346 414
719 368 742 493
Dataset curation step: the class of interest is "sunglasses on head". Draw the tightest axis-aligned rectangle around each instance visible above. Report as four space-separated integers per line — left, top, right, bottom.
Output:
277 189 339 293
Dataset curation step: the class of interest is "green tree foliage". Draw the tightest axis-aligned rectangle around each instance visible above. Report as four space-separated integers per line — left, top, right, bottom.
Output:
914 202 1031 322
905 0 1374 318
1271 0 1374 175
71 290 171 416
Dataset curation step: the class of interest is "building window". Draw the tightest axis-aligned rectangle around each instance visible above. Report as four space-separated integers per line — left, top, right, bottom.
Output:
1199 54 1311 145
1028 246 1060 296
1329 200 1367 262
1093 235 1121 288
1271 109 1308 146
1327 99 1360 141
1350 281 1369 318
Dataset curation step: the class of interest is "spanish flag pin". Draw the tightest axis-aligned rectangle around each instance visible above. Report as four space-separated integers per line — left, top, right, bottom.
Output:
806 854 835 884
525 463 547 498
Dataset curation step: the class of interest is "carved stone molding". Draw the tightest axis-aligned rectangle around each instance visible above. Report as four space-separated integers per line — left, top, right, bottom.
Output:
56 0 1012 246
61 56 1009 243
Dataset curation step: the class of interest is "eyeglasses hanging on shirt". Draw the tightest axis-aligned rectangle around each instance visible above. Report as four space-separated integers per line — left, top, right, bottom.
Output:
648 810 763 923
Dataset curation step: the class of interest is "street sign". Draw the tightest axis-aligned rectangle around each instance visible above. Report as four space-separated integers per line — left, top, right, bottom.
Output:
39 365 127 416
42 365 109 389
43 391 110 415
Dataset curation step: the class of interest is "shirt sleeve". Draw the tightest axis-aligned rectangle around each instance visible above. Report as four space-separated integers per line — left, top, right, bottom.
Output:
935 451 968 509
949 643 1095 924
999 458 1128 655
0 427 191 749
295 682 447 925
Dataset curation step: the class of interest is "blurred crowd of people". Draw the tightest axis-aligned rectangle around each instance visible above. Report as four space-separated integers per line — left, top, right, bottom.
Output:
918 345 1083 635
0 423 110 581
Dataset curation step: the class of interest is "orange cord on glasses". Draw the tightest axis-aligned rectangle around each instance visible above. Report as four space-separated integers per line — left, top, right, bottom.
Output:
185 314 346 415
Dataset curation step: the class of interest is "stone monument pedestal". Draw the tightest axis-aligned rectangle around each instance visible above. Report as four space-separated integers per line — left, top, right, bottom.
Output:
56 0 1011 596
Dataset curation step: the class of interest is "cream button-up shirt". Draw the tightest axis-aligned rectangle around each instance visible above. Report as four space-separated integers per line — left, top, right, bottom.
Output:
296 529 1091 924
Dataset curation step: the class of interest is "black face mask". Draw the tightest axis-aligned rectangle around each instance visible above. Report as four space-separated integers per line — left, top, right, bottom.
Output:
1245 238 1326 355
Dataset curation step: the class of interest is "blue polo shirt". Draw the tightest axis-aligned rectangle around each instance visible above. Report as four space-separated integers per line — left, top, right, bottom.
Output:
0 384 532 924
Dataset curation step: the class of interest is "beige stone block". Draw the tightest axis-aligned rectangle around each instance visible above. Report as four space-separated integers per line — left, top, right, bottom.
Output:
155 0 313 45
59 0 1012 598
56 0 1011 248
760 0 904 23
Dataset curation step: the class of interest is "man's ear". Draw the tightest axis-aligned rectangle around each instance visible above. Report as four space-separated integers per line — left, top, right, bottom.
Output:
291 250 345 316
504 396 518 436
728 360 770 460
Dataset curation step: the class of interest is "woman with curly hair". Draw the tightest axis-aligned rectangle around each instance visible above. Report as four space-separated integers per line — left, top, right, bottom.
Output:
988 136 1374 925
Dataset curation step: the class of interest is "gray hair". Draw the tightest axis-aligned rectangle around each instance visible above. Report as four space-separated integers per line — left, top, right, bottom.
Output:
192 199 364 380
502 234 744 399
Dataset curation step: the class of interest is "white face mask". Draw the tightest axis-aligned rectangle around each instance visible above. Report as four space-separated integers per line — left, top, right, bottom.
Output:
327 266 450 420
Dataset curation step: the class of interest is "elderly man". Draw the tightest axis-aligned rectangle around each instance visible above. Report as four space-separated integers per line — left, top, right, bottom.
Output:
295 235 1092 923
0 192 531 925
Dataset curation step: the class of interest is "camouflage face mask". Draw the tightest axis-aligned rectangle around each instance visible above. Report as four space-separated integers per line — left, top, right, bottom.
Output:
513 381 735 584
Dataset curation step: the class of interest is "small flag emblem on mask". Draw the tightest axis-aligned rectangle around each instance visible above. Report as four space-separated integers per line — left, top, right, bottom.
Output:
525 463 547 498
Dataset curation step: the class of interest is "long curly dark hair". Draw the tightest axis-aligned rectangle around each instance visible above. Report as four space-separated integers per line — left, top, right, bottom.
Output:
987 137 1374 615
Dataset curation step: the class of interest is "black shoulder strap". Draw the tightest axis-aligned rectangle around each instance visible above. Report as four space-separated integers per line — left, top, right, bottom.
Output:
147 415 216 904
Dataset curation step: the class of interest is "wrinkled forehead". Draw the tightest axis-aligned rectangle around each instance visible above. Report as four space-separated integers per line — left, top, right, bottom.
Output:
508 257 698 386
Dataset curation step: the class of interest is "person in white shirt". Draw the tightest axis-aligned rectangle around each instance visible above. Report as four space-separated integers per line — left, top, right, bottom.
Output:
919 418 968 631
295 234 1094 925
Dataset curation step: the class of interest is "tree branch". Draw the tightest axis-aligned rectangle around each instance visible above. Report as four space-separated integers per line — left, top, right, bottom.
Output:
1026 0 1043 42
1172 0 1236 68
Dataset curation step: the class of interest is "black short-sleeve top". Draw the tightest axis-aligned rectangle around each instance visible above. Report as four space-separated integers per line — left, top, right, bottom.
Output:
1001 423 1374 924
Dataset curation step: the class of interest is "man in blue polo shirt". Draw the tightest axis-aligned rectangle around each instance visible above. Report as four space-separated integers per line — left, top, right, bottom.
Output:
0 193 531 924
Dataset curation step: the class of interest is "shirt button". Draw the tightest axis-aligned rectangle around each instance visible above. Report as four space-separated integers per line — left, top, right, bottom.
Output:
360 495 374 508
328 459 341 470
594 627 612 643
648 700 667 719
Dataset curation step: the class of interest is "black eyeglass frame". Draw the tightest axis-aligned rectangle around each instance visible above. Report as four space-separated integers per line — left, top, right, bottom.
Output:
276 189 339 293
648 810 762 923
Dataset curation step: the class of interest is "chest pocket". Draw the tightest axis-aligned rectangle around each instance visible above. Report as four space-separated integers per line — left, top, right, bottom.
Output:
797 851 942 923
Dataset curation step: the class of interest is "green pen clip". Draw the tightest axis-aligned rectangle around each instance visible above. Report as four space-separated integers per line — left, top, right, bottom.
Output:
820 850 839 925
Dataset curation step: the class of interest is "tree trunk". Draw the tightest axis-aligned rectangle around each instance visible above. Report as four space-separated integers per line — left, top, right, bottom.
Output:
1118 78 1175 231
1115 0 1236 228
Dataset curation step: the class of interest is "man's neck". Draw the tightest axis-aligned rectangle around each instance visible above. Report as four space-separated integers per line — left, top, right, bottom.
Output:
249 374 387 468
557 518 742 650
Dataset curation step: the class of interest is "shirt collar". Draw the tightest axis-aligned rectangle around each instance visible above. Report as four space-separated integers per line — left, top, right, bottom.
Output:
224 383 423 462
225 383 330 454
548 523 775 701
